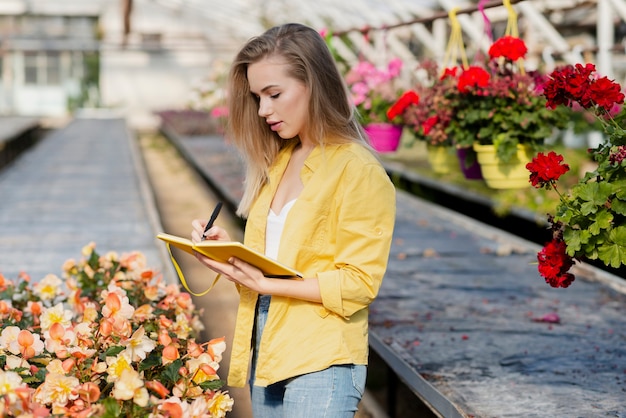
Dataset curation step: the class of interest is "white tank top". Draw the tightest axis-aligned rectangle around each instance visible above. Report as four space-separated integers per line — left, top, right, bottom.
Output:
265 199 297 259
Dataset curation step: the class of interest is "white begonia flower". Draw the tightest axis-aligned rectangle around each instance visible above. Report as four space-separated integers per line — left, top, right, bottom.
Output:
0 370 26 404
39 303 73 332
111 369 149 407
122 326 156 362
33 274 63 301
0 326 20 353
33 373 79 407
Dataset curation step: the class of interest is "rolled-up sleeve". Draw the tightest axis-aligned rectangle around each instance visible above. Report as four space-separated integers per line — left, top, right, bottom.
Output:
317 161 396 318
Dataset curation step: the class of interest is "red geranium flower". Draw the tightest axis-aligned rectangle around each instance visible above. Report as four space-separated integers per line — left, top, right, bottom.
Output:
457 66 490 93
589 76 625 111
526 151 570 188
439 67 458 81
488 36 528 61
422 116 439 135
537 238 575 288
387 90 420 121
544 63 624 111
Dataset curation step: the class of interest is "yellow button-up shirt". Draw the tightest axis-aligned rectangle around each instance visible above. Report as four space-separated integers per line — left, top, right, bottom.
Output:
227 142 396 387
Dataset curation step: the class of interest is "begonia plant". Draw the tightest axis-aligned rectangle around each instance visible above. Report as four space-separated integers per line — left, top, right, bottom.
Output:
0 243 234 417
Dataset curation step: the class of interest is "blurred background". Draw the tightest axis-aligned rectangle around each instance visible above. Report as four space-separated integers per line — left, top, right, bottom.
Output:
1 0 625 129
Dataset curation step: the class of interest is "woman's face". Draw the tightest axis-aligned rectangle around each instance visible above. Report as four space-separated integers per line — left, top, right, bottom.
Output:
247 57 311 143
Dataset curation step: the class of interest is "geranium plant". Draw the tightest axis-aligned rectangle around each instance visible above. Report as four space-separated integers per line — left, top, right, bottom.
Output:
398 60 459 147
0 243 234 417
397 36 564 157
344 58 406 125
449 35 565 163
527 63 626 288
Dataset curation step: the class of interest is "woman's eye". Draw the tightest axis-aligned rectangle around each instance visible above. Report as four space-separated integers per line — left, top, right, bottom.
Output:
270 93 280 99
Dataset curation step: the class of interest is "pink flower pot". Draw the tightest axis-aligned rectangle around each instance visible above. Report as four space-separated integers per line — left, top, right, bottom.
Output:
364 123 403 153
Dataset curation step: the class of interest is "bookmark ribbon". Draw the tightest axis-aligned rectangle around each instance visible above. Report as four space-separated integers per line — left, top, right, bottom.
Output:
166 242 221 297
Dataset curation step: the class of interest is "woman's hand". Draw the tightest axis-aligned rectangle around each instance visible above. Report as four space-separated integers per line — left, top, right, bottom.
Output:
191 218 269 292
202 256 269 293
191 218 232 243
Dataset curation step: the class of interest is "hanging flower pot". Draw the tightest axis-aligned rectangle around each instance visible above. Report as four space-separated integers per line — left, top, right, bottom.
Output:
364 123 403 153
426 144 458 174
456 146 483 180
473 143 531 189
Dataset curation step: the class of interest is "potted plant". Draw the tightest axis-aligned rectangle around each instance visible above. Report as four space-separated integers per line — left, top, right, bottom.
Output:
526 63 626 288
344 58 409 152
398 60 472 176
448 36 566 188
0 243 234 417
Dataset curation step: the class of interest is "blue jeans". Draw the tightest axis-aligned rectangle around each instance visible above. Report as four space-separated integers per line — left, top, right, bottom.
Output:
250 295 366 418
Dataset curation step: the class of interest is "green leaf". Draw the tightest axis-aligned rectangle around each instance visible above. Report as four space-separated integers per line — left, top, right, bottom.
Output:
611 199 626 216
563 228 583 253
105 346 125 357
100 397 122 418
87 249 100 269
139 351 162 373
575 182 612 215
199 379 226 391
160 359 183 385
588 209 613 235
597 242 626 268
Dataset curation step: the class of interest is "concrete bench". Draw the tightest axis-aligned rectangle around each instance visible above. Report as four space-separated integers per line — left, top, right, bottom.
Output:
0 117 172 281
0 117 42 170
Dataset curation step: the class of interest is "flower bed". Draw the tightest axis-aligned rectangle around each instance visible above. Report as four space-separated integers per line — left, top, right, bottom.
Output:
0 243 233 417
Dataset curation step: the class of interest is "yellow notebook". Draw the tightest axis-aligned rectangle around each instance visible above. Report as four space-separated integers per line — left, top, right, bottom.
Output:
157 233 302 279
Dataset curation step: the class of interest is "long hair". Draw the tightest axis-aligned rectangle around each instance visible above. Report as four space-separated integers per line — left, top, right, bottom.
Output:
227 23 368 217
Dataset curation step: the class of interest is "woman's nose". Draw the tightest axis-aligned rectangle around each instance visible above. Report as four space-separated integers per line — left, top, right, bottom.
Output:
258 98 272 117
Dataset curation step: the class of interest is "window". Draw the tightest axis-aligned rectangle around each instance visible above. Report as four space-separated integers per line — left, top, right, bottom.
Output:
23 51 62 85
45 52 60 85
24 51 38 84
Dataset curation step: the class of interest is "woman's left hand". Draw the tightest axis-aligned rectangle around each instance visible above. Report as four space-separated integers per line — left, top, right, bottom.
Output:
204 256 269 293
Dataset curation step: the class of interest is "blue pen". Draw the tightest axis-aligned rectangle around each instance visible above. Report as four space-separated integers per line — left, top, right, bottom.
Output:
202 202 223 241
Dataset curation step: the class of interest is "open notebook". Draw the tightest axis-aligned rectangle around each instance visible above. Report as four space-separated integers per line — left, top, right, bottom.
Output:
157 233 302 279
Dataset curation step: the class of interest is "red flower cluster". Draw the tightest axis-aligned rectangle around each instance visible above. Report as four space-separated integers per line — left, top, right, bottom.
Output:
526 151 570 188
387 90 420 121
422 116 439 135
488 35 527 61
457 66 490 93
543 63 625 112
537 238 575 288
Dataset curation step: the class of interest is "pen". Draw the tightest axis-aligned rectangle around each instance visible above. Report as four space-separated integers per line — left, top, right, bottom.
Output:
202 202 223 241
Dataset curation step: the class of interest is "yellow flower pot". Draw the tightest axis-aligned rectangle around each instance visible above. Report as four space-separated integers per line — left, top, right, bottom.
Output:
426 145 457 174
473 143 532 189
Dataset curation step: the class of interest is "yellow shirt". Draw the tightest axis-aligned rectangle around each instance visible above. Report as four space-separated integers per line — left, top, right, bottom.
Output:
227 142 396 387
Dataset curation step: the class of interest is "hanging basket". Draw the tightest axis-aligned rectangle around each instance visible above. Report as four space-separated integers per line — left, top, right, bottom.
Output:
473 143 532 189
426 144 458 174
456 146 483 180
364 123 403 153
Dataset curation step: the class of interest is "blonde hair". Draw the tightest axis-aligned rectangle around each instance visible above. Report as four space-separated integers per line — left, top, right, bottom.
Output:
227 23 368 217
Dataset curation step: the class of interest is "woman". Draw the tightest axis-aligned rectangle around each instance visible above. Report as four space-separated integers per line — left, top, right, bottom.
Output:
191 23 396 418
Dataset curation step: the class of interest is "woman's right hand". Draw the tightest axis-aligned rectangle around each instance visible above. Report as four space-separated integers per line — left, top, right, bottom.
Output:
191 219 232 243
